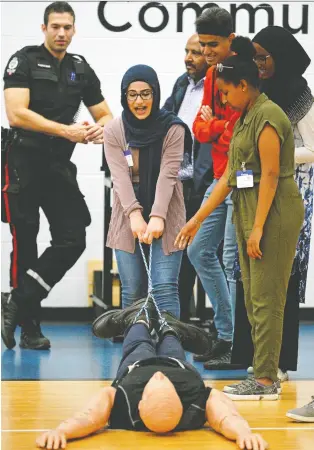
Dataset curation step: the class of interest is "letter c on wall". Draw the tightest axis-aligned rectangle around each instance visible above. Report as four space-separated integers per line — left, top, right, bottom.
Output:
98 1 132 32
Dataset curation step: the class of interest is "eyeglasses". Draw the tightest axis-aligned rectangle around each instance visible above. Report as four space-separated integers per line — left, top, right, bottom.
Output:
126 90 153 102
253 55 271 64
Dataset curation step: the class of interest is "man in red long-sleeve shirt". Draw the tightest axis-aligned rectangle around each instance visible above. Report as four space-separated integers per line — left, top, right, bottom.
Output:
193 68 240 179
187 7 240 369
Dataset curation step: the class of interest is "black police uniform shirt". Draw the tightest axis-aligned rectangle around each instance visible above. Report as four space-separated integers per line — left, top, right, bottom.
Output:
109 357 212 431
3 44 104 130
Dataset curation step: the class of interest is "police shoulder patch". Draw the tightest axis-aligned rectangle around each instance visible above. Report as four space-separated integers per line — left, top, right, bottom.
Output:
7 56 19 74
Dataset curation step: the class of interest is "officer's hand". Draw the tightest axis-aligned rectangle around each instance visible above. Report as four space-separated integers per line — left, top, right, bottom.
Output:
36 429 67 449
65 124 89 143
84 123 104 144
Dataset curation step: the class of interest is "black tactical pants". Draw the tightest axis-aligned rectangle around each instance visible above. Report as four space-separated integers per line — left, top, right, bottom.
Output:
2 137 91 319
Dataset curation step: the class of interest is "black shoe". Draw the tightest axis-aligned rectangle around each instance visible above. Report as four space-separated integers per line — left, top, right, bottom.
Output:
203 350 233 370
154 311 212 355
92 298 156 339
20 321 51 350
1 293 19 349
194 338 232 362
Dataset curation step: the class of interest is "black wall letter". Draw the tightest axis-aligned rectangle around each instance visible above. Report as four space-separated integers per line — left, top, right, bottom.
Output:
230 3 274 33
283 4 308 34
139 2 169 33
98 1 132 32
177 2 218 32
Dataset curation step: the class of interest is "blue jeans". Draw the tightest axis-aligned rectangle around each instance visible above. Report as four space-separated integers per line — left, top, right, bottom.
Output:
115 239 182 318
116 323 186 379
187 179 237 341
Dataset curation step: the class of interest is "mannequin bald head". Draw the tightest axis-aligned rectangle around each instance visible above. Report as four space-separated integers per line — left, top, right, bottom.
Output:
138 371 183 433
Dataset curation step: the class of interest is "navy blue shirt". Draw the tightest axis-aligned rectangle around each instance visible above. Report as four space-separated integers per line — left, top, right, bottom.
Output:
4 44 104 125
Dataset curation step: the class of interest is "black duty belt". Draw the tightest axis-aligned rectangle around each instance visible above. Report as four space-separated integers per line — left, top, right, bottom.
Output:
13 129 75 153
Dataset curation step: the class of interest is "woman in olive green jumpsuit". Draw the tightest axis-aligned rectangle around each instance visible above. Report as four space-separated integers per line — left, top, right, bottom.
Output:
175 36 304 400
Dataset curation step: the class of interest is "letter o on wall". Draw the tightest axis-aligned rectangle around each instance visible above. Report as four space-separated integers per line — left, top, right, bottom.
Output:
139 2 169 32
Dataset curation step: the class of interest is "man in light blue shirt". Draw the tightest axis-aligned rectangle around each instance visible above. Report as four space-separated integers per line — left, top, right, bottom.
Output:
164 34 213 324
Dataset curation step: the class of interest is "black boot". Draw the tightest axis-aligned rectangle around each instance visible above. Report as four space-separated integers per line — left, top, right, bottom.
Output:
194 338 232 363
203 350 233 370
92 298 156 339
154 311 213 355
20 320 51 350
1 292 19 349
192 320 218 362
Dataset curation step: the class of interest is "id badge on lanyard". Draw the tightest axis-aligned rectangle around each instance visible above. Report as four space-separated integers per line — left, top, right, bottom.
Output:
236 162 254 188
123 144 133 167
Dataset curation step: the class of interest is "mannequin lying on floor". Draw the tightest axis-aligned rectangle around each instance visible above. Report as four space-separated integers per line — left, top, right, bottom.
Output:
36 300 268 450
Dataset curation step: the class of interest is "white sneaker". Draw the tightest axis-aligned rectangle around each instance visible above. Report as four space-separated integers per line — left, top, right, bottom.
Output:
277 368 289 382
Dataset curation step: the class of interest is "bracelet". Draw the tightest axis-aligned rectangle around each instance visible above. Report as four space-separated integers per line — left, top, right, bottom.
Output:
193 217 202 228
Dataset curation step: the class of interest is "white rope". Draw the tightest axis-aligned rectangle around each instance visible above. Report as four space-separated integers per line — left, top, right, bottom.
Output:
132 242 168 330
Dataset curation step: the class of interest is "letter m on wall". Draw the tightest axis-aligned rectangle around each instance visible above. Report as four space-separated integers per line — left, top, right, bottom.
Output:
177 2 219 32
231 3 274 33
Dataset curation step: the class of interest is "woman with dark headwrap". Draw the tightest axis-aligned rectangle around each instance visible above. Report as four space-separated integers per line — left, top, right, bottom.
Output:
231 26 314 382
103 64 193 318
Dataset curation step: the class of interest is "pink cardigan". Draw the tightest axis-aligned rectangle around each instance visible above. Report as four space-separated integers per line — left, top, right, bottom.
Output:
104 117 186 255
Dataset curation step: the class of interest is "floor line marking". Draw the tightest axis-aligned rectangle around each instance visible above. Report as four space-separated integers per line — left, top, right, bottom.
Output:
2 427 314 433
2 430 49 433
251 427 314 430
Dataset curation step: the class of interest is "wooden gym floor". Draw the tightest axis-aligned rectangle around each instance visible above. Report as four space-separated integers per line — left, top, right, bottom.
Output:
2 380 314 450
2 323 314 449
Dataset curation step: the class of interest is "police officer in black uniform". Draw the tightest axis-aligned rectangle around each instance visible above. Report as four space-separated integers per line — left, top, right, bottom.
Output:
1 2 113 350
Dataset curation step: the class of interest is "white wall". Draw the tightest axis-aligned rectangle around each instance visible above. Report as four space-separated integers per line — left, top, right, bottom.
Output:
1 1 314 307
